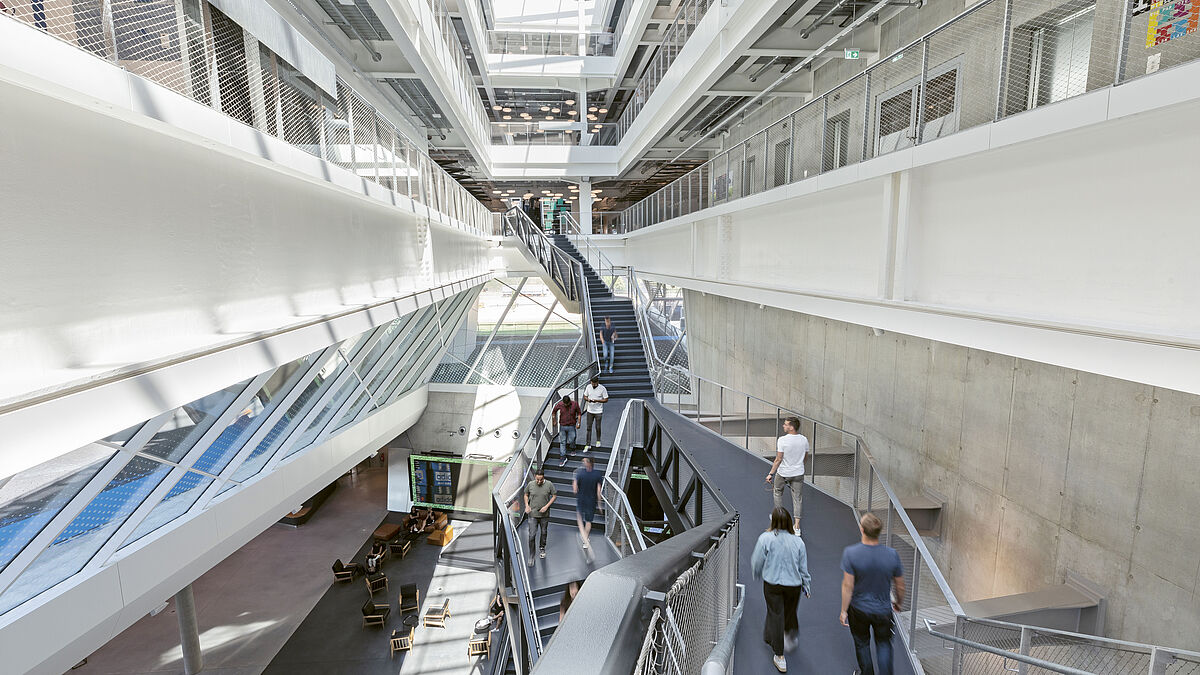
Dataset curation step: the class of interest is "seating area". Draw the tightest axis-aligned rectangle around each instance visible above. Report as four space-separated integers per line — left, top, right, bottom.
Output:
326 509 484 659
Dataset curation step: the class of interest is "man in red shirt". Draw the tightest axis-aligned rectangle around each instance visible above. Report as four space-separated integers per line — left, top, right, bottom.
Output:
551 394 582 466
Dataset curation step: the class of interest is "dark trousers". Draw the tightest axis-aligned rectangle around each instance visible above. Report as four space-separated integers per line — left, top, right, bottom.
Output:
762 581 801 656
528 515 549 551
584 412 602 445
847 605 894 675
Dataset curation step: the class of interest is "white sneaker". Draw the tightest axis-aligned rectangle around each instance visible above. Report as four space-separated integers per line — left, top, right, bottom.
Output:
773 655 787 672
582 538 590 550
582 445 590 453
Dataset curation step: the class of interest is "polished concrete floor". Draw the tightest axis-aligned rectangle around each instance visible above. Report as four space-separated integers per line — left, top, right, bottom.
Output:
76 464 393 675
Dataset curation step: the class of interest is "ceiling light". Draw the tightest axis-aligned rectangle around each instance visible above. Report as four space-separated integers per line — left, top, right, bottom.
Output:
524 193 534 198
599 108 608 113
587 115 597 121
492 105 502 110
589 106 597 112
542 190 551 194
546 116 554 120
502 115 511 120
506 189 515 193
502 107 512 112
492 190 502 194
568 110 578 115
540 106 550 111
551 108 560 113
565 99 575 105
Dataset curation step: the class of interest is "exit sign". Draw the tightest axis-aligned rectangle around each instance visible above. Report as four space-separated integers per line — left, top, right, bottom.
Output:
844 49 861 59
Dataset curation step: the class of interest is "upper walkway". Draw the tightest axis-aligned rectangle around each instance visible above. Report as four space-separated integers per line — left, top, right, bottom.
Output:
644 397 917 675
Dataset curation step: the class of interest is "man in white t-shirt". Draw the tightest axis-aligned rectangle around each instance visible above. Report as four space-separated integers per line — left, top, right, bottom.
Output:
582 375 608 451
765 416 809 533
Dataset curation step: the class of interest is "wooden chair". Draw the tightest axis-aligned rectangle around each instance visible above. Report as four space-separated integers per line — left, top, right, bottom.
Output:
467 631 491 658
423 598 451 628
389 538 412 559
400 584 420 614
332 559 360 582
365 573 388 596
390 626 414 656
361 598 390 628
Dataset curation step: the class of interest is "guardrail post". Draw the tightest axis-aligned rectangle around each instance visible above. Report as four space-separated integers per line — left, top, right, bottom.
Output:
101 0 118 61
908 550 921 640
994 0 1014 121
1149 647 1175 675
915 39 930 145
951 615 965 675
1017 625 1032 675
745 395 750 450
1114 0 1134 85
719 386 724 436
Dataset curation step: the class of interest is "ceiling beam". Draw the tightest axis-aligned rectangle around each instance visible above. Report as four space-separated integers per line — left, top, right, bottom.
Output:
782 0 823 28
707 89 811 97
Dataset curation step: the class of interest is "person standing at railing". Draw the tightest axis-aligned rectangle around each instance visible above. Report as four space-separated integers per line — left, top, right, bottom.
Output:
582 375 609 452
551 393 582 467
572 456 604 550
523 469 557 563
766 416 809 535
840 512 905 675
752 507 811 673
598 316 618 374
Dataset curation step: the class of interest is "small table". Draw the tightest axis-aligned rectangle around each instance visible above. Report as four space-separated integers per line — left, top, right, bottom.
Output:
403 614 420 629
373 523 402 542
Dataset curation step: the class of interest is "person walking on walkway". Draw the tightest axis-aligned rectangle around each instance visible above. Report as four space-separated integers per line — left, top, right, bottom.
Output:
840 512 905 675
598 316 618 373
551 393 582 466
766 416 809 534
572 456 604 550
582 375 608 452
752 507 811 673
523 469 557 562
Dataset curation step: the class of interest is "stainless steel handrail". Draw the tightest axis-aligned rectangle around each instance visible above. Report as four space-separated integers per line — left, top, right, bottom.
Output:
701 583 746 675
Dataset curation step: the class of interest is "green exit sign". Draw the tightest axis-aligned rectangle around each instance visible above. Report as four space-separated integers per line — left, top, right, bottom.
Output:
844 49 861 59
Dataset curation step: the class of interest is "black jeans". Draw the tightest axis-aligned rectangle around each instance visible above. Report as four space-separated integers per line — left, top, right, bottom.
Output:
528 516 549 551
847 605 894 675
762 581 801 656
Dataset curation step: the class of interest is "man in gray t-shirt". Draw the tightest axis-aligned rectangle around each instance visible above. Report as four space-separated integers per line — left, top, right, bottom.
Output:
524 469 557 561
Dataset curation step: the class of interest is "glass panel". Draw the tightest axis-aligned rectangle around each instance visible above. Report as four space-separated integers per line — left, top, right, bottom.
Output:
331 389 376 433
0 455 173 615
189 351 321 475
0 445 118 574
102 423 144 446
279 354 360 459
364 312 424 394
122 471 214 547
139 380 250 464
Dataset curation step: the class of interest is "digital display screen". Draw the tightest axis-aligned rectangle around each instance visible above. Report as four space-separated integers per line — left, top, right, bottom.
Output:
409 454 507 514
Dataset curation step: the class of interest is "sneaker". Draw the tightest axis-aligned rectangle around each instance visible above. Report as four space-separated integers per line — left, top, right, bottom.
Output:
582 538 590 550
773 655 787 672
582 445 590 453
539 548 546 559
559 454 568 467
784 632 798 653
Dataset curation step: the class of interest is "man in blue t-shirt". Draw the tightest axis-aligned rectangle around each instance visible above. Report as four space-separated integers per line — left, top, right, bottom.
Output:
572 456 604 550
840 512 906 675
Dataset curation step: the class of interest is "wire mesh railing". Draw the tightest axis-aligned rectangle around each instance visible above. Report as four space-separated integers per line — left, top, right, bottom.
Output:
633 517 740 675
486 29 616 56
602 399 649 557
619 0 1200 231
614 0 717 140
1 0 492 235
421 0 491 142
491 122 620 145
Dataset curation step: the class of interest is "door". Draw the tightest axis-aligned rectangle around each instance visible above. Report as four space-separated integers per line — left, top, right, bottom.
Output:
874 58 962 155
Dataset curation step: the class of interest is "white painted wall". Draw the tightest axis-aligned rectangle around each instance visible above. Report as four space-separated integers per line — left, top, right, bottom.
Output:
610 67 1200 395
0 51 490 408
404 384 552 461
0 386 431 675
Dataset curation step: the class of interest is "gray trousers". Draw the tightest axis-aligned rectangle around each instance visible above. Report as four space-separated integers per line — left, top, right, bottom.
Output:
773 473 804 521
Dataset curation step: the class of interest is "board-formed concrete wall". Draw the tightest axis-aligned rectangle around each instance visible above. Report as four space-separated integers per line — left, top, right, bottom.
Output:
684 289 1200 649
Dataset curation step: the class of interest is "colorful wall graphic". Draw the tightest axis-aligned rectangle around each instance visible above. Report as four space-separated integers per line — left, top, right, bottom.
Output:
1144 0 1199 47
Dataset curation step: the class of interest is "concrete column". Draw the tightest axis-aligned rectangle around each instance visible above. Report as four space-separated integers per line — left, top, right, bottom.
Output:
175 585 203 675
579 179 593 234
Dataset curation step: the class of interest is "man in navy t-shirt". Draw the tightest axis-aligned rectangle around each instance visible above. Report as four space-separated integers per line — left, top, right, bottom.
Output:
572 456 604 551
840 512 906 675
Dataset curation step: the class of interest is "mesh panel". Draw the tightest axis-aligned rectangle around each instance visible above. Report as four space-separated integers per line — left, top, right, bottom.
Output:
789 104 823 181
744 130 767 196
633 519 739 675
824 74 868 171
866 41 925 159
922 1 1005 140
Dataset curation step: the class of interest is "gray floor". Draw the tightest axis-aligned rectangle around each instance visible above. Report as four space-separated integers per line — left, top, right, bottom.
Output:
77 464 392 675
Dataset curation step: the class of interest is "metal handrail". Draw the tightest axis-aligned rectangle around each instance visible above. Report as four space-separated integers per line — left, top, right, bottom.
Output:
602 399 649 555
701 583 746 675
559 212 621 283
924 621 1095 675
492 209 605 666
616 0 1185 232
959 616 1200 664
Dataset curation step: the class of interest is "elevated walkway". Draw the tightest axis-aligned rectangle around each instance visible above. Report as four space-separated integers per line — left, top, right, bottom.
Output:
643 398 917 675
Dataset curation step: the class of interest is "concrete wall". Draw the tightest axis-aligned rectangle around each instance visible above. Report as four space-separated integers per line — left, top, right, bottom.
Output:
684 290 1200 649
402 384 553 461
